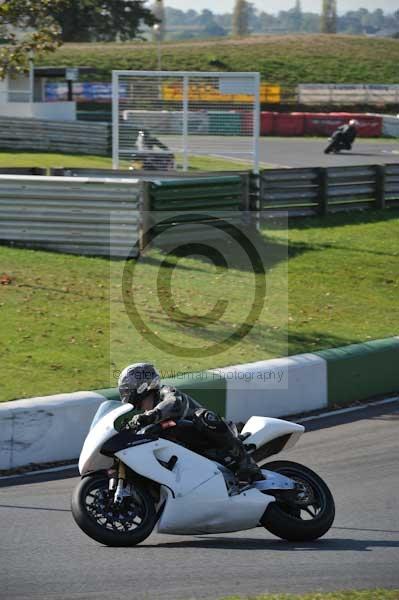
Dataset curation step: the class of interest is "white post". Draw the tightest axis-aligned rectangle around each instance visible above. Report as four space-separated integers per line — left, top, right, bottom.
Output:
182 75 189 172
157 42 162 71
253 72 260 175
28 60 34 104
112 71 119 169
153 24 162 70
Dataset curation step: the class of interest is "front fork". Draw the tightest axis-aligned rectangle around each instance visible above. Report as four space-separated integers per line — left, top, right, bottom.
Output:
113 461 126 504
109 461 135 505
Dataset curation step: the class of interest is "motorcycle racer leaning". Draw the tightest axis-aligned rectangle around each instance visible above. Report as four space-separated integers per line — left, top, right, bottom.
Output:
118 363 264 483
325 119 359 154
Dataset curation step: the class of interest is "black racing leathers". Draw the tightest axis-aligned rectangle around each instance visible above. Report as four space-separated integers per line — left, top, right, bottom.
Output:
130 385 263 482
138 385 203 424
334 124 357 149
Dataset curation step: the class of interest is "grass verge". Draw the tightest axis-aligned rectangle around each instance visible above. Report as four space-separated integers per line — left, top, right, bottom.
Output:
37 35 399 85
1 209 398 401
0 151 251 172
221 591 399 600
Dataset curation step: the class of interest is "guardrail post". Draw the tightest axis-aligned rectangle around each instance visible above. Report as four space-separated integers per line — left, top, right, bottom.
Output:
140 181 152 252
317 167 328 216
240 172 252 226
107 123 112 158
375 164 386 210
250 171 261 230
241 172 250 211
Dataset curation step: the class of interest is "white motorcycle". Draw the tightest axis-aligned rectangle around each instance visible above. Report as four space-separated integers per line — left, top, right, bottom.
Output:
71 401 335 546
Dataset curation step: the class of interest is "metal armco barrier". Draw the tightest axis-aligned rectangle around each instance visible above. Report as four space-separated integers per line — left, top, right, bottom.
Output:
50 167 250 180
142 175 249 248
0 167 47 175
0 116 111 156
384 164 399 209
0 175 141 257
259 168 319 216
1 166 398 258
259 163 399 217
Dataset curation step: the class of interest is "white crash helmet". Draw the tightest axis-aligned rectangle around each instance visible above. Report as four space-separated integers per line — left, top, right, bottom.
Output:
349 119 359 127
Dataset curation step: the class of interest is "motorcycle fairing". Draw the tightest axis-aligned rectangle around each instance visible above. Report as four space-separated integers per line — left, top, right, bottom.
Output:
101 431 158 456
115 437 275 535
79 403 133 475
157 483 273 535
115 437 222 497
242 416 304 451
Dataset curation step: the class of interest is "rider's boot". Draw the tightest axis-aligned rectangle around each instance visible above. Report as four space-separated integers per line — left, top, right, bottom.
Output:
230 440 264 483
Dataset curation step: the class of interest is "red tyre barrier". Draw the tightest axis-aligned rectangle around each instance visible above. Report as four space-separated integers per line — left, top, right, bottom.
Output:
305 112 382 137
260 111 275 135
329 113 382 137
304 113 344 136
358 119 382 137
274 113 305 136
329 112 354 117
260 112 382 138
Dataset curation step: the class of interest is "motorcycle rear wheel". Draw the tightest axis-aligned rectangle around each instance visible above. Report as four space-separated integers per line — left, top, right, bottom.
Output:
261 460 335 541
71 473 157 546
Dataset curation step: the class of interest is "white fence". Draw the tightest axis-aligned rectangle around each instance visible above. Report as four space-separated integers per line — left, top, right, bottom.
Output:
0 175 141 257
379 114 399 137
298 84 399 105
112 70 260 172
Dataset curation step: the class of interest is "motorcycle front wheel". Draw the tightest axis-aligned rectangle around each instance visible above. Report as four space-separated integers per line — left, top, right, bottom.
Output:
71 473 157 546
324 142 336 154
261 460 335 541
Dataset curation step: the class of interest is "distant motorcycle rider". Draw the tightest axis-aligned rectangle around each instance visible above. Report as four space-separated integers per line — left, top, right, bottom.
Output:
324 119 359 154
118 363 264 483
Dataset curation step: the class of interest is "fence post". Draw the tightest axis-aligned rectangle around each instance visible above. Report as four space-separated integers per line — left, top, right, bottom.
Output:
375 164 386 210
317 167 329 216
250 170 261 230
240 172 250 213
140 181 152 251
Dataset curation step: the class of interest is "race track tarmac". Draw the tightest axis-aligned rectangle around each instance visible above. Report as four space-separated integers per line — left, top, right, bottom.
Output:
165 135 399 168
257 137 399 169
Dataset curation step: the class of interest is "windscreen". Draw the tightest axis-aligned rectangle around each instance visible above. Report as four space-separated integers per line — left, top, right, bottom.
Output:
90 400 122 430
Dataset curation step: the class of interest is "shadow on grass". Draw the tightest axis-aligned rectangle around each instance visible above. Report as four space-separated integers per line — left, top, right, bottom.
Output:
147 310 360 356
261 207 399 232
283 238 399 260
143 228 289 275
287 329 361 355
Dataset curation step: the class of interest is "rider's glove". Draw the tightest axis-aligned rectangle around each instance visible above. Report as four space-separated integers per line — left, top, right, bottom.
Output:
126 412 154 430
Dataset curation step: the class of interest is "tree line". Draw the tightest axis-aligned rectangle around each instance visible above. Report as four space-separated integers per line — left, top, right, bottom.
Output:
167 2 399 39
0 0 157 76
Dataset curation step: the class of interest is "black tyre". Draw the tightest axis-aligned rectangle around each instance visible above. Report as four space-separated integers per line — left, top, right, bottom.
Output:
71 473 157 546
324 143 335 154
261 460 335 542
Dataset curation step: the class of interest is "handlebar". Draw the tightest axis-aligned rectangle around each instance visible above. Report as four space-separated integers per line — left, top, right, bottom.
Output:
137 419 191 436
139 422 163 435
